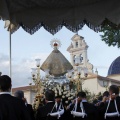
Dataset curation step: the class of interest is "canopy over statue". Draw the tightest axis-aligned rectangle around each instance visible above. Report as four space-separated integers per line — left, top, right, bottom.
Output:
41 39 73 77
1 0 120 34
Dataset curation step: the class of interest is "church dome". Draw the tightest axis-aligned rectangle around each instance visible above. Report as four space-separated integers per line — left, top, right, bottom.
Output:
108 56 120 75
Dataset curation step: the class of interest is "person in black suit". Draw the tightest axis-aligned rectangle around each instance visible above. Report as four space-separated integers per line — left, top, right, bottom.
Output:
26 102 35 120
98 85 120 120
0 75 31 120
67 91 98 120
55 95 62 110
14 90 35 120
95 91 109 106
36 90 64 120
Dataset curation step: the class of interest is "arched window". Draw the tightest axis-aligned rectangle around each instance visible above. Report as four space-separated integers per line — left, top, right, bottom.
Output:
73 55 77 64
80 54 83 63
76 42 78 47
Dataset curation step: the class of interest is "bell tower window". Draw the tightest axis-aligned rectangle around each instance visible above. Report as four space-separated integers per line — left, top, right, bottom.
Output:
74 55 77 64
76 42 78 47
80 54 83 63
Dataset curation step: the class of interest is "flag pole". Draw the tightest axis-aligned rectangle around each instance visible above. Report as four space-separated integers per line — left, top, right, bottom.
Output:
9 26 12 78
9 24 12 93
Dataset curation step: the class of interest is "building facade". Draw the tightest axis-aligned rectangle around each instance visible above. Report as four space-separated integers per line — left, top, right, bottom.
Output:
12 34 120 104
67 34 120 94
12 85 36 104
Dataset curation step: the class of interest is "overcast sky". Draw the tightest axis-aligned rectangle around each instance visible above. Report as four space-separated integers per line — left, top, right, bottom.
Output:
0 21 120 88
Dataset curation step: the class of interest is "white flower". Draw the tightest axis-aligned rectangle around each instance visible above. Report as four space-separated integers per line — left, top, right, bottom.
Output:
65 101 68 104
62 96 65 98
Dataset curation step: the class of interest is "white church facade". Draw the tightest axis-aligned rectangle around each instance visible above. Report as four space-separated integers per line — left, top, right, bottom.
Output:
67 34 120 94
12 34 120 104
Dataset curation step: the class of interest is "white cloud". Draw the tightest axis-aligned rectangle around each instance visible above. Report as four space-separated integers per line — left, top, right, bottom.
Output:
0 49 111 88
0 53 50 88
0 53 9 75
1 24 120 87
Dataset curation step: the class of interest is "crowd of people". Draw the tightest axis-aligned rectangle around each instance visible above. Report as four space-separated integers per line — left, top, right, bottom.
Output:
0 75 120 120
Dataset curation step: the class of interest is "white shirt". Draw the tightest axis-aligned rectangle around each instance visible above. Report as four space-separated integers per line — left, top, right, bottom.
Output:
47 101 54 103
0 92 11 95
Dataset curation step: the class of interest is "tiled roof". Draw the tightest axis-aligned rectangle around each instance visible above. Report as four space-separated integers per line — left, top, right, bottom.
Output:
108 56 120 75
12 85 35 93
97 75 120 84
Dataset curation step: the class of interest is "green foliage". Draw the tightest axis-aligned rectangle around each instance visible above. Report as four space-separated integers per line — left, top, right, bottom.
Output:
82 88 102 103
101 25 120 48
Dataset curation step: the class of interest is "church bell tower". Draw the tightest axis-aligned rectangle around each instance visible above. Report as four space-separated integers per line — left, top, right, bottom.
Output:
67 34 93 73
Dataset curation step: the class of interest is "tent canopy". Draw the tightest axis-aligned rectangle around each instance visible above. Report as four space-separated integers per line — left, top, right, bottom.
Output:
0 0 120 34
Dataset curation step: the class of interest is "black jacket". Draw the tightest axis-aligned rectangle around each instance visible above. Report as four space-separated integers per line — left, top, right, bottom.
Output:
0 94 31 120
98 96 120 120
36 102 64 120
26 104 35 120
66 101 98 120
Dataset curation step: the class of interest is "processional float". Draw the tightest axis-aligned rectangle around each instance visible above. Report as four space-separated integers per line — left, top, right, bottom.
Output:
31 39 88 110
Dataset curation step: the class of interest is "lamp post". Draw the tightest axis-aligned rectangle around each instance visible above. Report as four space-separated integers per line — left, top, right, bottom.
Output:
31 59 41 94
68 56 88 92
76 66 88 92
103 81 108 91
75 56 88 92
31 58 45 110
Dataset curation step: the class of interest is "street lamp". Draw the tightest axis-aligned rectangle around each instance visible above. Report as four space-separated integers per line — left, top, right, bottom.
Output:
31 59 44 110
103 81 108 90
75 55 88 92
67 56 88 92
35 59 41 67
76 66 88 92
31 59 41 93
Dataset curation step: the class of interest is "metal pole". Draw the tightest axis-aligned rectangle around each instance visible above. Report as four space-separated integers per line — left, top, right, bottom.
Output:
9 26 12 94
9 30 12 78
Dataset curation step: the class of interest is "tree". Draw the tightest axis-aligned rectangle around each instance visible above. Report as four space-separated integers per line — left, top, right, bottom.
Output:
100 25 120 48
